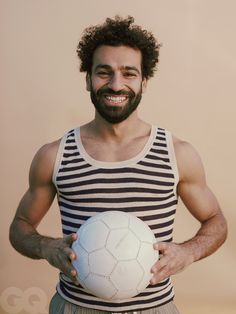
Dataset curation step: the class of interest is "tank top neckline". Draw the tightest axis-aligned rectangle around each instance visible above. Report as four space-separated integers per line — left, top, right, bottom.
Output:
74 125 156 169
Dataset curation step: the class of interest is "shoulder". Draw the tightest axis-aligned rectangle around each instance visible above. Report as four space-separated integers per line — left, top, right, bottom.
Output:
172 135 198 159
29 139 61 186
33 139 61 166
172 135 205 183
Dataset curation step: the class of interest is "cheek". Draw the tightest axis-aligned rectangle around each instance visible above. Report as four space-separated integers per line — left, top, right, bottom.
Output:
91 78 109 92
132 81 145 94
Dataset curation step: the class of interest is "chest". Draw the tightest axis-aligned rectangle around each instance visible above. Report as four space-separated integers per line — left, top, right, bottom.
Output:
81 136 150 162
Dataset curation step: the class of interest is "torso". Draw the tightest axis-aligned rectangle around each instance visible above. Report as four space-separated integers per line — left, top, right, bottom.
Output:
53 124 179 311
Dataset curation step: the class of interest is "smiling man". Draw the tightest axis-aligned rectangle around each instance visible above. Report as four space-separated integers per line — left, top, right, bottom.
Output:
9 16 227 314
88 45 145 124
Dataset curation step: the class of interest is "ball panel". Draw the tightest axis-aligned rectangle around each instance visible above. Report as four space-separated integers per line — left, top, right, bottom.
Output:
136 242 158 291
110 260 144 290
101 211 129 229
89 249 117 276
72 243 89 282
80 221 109 252
137 242 158 272
129 216 155 243
83 274 118 300
106 229 140 260
112 288 138 300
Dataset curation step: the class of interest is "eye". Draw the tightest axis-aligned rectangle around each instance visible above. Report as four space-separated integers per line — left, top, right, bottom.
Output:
96 71 110 77
123 72 137 78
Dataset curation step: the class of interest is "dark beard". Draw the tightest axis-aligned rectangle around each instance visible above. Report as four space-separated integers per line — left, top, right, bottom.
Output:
90 86 143 124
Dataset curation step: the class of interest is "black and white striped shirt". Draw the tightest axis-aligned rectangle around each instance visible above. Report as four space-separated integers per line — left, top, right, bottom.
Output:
52 125 179 312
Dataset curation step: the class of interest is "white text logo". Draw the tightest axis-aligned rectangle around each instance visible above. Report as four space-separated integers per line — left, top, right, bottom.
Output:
0 287 48 314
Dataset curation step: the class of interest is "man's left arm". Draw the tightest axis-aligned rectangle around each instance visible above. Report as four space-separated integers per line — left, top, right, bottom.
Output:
150 139 228 285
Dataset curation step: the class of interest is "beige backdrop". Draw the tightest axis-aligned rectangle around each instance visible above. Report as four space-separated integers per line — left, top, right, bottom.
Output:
1 1 236 313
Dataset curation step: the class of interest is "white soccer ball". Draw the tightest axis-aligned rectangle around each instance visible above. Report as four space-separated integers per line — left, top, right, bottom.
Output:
72 211 158 300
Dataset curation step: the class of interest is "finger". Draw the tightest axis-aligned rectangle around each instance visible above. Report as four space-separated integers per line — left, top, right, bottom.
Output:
150 258 171 285
70 268 79 285
69 251 77 261
150 267 169 285
153 242 169 252
64 247 77 261
61 260 78 283
64 233 78 246
151 256 168 273
70 268 77 277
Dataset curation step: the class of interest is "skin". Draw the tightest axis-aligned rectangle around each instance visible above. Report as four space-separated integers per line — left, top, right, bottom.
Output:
9 45 227 286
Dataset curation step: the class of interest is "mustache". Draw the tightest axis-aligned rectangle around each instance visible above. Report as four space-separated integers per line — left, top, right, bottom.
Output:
97 88 134 97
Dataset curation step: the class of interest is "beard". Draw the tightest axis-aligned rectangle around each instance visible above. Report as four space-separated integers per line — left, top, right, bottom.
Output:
90 85 143 124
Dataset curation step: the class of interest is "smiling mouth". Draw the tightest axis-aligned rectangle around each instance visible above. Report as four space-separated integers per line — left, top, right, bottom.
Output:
104 95 128 105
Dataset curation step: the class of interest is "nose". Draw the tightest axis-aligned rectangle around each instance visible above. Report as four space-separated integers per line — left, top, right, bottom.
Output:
107 73 124 91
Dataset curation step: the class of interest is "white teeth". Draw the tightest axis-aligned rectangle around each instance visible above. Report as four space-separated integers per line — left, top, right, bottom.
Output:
105 96 127 103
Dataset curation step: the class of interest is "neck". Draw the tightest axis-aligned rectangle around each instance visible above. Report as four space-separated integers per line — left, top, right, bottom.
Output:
84 111 150 143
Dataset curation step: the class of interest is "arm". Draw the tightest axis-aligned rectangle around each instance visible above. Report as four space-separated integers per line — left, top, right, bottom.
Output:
9 141 78 283
150 139 227 284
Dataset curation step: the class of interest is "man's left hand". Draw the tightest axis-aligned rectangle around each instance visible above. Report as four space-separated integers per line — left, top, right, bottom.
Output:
150 241 194 285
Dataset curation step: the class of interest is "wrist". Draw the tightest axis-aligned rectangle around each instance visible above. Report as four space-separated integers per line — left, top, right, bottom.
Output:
39 236 56 260
179 241 197 265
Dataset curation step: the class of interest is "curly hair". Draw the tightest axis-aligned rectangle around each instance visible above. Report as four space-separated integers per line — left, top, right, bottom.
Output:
77 16 161 80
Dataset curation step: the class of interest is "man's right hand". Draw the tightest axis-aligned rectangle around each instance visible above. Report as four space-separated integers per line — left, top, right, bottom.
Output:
41 233 79 284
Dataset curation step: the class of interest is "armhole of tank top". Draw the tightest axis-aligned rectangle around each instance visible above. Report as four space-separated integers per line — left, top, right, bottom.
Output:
52 133 68 188
165 130 179 197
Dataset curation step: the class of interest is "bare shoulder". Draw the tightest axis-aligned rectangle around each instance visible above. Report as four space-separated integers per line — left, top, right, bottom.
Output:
172 135 199 158
33 139 61 162
172 135 205 183
29 139 61 186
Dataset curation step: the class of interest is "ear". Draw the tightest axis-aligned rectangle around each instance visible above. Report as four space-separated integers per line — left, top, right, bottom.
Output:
142 78 147 93
86 73 91 91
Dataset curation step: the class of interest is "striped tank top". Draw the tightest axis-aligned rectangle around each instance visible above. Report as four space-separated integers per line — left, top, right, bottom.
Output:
52 125 179 312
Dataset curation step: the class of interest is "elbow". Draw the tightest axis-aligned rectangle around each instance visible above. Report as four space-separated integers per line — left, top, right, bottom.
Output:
214 211 228 247
9 219 18 250
9 217 24 252
221 214 228 245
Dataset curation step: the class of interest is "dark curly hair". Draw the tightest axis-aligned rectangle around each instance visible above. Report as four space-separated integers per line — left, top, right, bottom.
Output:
77 16 161 80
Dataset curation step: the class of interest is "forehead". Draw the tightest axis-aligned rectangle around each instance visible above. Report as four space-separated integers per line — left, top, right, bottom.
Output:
92 45 142 71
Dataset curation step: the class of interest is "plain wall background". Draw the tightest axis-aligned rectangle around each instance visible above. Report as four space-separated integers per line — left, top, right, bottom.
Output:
1 1 236 313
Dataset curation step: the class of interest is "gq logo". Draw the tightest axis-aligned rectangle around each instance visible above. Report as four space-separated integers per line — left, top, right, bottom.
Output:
0 287 47 314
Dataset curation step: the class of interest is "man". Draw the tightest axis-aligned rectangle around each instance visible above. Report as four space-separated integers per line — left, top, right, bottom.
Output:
9 16 227 314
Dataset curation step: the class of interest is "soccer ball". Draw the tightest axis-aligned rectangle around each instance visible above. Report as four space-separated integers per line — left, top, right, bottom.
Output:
72 211 158 300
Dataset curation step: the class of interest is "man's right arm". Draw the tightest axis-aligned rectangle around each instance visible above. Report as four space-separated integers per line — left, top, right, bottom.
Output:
9 141 78 283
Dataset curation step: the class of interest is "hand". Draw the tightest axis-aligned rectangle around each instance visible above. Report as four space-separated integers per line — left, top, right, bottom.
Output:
41 233 79 284
150 241 194 285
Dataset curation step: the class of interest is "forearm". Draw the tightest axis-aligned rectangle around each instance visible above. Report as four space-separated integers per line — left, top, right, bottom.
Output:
9 216 79 283
181 212 228 262
9 217 54 260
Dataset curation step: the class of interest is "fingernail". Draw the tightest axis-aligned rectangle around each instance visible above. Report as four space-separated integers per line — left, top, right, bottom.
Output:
70 253 75 260
71 269 76 276
72 233 77 240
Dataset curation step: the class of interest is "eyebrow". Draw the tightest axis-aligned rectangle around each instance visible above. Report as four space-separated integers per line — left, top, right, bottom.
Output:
94 64 141 74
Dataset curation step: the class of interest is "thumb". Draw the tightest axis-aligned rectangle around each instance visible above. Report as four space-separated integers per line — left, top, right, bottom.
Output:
64 233 78 246
154 241 168 252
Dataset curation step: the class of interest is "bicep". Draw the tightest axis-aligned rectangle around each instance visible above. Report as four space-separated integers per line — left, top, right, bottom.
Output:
15 185 56 228
178 181 221 223
176 140 221 223
14 142 58 227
